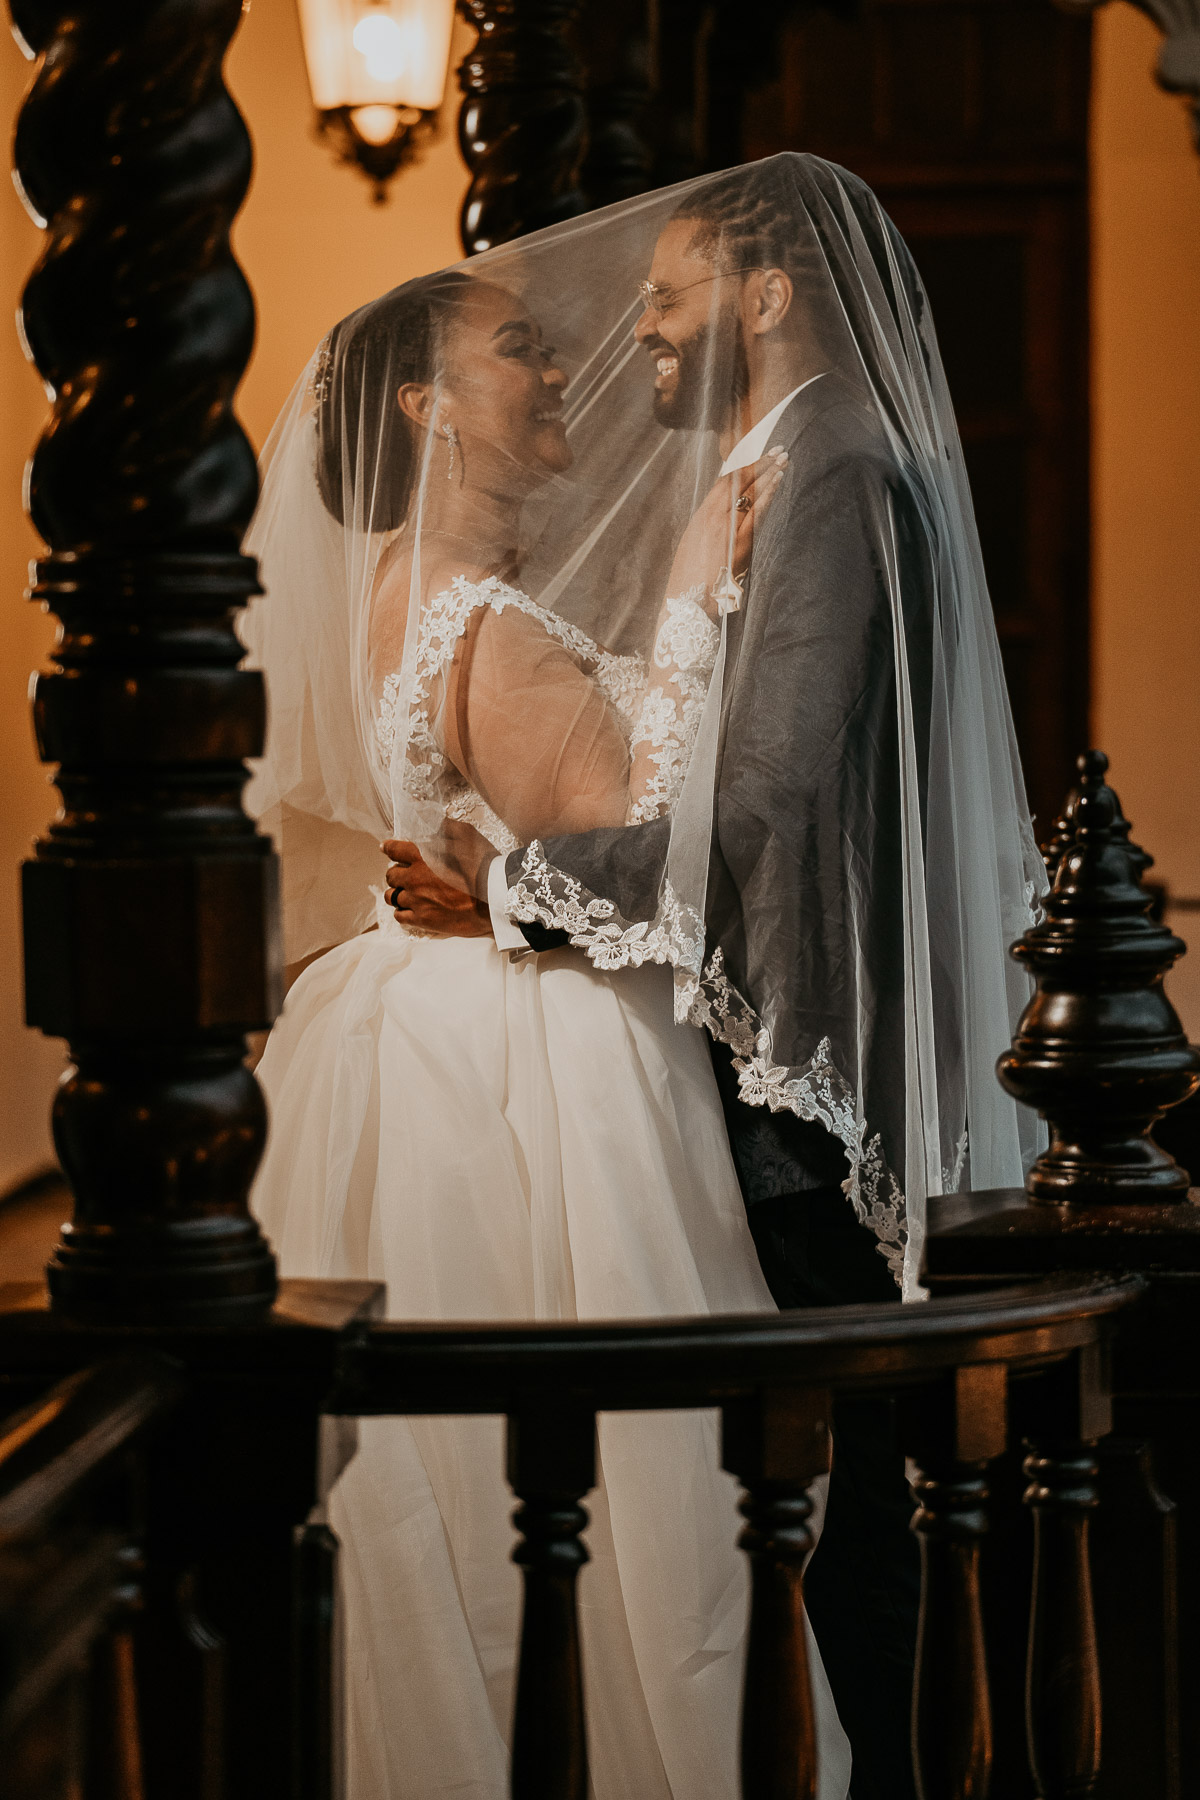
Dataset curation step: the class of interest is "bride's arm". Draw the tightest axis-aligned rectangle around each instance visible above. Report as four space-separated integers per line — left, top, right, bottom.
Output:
448 603 632 844
626 449 788 821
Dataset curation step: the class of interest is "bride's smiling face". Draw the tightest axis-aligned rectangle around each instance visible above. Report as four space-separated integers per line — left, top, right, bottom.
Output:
440 283 571 488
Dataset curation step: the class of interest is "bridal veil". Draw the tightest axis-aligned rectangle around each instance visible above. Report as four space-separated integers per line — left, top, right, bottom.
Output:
243 152 1044 1293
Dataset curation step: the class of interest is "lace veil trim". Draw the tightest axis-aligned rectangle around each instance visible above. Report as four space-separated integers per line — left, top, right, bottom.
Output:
506 838 910 1281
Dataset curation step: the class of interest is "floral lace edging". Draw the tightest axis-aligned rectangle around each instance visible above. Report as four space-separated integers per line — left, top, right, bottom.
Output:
628 588 719 826
506 840 705 975
506 844 907 1283
688 950 906 1283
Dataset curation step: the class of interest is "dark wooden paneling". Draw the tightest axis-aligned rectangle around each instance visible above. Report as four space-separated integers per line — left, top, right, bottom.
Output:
730 0 1092 835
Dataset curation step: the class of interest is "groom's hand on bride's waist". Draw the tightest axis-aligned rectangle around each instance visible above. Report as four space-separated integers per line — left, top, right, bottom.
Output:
381 839 495 939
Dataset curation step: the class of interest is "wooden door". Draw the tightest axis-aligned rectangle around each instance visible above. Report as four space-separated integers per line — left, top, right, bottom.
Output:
715 0 1092 835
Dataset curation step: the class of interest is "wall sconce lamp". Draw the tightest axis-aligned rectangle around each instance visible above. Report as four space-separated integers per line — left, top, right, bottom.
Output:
296 0 457 202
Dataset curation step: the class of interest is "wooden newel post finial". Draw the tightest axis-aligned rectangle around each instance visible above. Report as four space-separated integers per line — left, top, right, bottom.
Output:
14 0 279 1320
1039 748 1154 886
999 750 1200 1204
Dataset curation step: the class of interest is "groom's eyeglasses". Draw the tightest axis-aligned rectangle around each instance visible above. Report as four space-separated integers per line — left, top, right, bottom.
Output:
637 268 770 318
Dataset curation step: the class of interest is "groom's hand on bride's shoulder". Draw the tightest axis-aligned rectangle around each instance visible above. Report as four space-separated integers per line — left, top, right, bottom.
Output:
381 840 495 939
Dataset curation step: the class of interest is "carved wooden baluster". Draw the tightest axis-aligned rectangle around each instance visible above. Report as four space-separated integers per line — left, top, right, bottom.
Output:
1021 1342 1111 1800
723 1386 831 1800
1023 1442 1101 1800
506 1405 596 1800
12 0 278 1322
85 1542 146 1800
293 1522 339 1800
457 0 589 254
905 1363 1008 1800
909 1461 992 1800
1090 1438 1180 1800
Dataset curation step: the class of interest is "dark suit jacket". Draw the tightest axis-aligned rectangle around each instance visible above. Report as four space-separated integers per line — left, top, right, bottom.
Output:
506 373 935 1211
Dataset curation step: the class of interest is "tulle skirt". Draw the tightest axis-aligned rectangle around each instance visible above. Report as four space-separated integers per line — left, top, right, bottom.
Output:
252 909 851 1799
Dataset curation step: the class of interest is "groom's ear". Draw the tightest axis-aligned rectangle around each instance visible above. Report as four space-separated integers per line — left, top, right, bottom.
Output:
748 268 793 336
397 382 435 429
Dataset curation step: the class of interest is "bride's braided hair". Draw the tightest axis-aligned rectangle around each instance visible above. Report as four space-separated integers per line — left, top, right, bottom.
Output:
315 270 476 530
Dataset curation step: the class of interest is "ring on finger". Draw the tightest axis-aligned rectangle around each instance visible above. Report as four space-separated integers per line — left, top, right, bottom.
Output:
735 494 752 514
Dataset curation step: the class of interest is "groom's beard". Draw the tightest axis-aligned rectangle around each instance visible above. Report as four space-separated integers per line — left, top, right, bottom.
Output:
649 318 750 433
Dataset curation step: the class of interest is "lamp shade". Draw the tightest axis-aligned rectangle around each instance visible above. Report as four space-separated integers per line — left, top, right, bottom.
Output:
295 0 456 199
298 0 454 110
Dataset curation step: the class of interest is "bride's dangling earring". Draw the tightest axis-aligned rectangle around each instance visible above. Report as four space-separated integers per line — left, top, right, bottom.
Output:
442 423 460 483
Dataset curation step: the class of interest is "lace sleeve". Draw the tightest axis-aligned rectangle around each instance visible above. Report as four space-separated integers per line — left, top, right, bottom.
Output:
627 586 721 824
447 588 633 844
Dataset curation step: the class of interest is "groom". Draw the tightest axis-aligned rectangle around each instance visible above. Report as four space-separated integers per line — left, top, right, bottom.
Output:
385 163 922 1799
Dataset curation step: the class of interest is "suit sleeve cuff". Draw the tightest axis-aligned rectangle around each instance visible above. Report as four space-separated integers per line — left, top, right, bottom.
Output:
487 854 530 953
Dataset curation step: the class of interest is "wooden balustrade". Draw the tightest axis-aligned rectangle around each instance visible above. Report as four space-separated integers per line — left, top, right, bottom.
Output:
329 1273 1141 1800
0 1266 1154 1800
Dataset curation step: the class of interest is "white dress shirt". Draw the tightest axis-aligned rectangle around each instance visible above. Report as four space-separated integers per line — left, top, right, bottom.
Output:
486 372 827 949
718 372 825 477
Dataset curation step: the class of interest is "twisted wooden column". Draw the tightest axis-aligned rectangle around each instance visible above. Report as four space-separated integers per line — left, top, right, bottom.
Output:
13 0 279 1322
577 0 653 208
456 0 589 254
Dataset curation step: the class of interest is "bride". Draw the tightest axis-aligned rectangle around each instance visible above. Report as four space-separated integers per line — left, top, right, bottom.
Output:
243 262 851 1794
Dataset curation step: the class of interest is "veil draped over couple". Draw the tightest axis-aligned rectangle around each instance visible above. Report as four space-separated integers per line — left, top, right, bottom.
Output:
244 153 1044 1800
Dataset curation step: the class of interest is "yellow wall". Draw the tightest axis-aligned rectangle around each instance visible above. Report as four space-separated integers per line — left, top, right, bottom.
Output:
1091 6 1200 1034
228 0 470 447
1 2 1198 1190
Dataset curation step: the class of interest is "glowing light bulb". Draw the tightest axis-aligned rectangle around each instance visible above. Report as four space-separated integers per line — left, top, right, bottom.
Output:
352 12 407 83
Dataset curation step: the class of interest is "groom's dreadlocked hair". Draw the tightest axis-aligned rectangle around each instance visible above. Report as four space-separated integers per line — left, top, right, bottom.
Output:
669 154 926 345
670 159 806 282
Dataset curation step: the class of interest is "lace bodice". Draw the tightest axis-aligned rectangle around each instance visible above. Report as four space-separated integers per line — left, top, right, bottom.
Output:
628 584 720 825
375 575 720 852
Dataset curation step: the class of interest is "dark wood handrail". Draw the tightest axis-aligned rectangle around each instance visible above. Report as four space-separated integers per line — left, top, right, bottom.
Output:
326 1274 1142 1800
0 1356 181 1537
330 1273 1143 1415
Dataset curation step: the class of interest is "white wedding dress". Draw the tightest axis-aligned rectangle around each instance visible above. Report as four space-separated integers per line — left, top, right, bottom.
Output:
252 577 851 1800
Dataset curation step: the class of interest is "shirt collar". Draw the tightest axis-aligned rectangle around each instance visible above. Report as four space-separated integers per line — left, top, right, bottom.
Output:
718 373 827 477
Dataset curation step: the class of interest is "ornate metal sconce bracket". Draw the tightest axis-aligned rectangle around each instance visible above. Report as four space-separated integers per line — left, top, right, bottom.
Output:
1059 0 1200 148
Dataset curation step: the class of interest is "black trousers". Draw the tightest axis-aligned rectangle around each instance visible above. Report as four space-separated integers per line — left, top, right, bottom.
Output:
748 1188 920 1800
